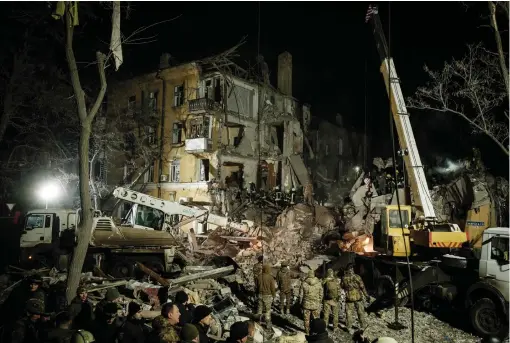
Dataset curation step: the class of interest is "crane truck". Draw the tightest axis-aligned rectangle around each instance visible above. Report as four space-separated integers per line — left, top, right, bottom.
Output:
340 5 509 338
20 187 251 278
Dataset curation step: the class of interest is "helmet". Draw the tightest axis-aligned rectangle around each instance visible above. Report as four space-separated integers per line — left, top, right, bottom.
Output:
72 330 95 343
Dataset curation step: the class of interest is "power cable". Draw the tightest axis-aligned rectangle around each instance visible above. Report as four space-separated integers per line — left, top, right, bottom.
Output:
386 3 415 342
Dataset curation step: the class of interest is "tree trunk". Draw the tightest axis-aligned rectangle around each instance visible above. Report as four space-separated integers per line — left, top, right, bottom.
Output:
66 124 93 302
489 1 509 96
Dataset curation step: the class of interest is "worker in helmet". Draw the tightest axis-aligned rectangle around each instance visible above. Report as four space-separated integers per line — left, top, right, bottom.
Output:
72 330 95 343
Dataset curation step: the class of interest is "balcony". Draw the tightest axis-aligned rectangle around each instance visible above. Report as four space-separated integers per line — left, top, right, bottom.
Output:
185 137 212 153
188 98 217 113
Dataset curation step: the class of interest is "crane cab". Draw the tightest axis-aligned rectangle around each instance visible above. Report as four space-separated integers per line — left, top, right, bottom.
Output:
379 205 412 257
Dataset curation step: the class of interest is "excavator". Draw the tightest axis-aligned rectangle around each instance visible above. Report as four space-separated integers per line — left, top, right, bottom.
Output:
20 187 252 277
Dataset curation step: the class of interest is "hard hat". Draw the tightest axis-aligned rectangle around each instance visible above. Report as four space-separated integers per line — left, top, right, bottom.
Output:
372 338 398 343
72 330 95 343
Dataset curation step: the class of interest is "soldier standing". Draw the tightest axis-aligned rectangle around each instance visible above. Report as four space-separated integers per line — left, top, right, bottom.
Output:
276 261 292 315
303 181 314 206
322 268 341 332
256 264 276 330
342 264 368 334
299 270 323 335
253 255 263 312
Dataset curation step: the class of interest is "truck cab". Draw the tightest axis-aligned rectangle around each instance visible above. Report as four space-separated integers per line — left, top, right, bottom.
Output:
466 227 509 337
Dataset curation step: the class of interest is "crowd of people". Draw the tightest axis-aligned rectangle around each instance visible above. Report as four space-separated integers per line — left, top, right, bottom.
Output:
0 276 253 343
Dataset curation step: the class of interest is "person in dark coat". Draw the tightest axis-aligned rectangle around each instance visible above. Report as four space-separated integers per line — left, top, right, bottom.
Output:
94 287 121 321
225 321 249 343
174 291 195 326
118 302 148 343
2 276 47 323
146 315 167 343
89 302 121 343
192 305 214 343
44 311 75 343
68 286 94 330
305 318 334 343
11 298 45 343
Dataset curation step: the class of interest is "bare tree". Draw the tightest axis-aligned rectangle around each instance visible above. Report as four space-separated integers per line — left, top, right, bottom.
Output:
488 1 509 95
408 44 509 156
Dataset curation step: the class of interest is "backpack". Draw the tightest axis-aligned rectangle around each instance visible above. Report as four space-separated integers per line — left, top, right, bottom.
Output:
324 278 339 301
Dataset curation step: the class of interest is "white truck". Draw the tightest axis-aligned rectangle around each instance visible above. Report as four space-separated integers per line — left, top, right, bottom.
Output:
19 188 250 277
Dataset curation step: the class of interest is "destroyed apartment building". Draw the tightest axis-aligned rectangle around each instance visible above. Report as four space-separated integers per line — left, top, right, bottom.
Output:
105 51 310 231
304 113 367 206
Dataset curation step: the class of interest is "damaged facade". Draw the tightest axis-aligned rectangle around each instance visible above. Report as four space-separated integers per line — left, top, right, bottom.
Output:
107 51 309 225
304 114 367 206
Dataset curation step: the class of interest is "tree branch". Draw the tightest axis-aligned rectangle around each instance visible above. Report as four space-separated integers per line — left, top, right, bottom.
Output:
488 1 509 96
88 51 107 121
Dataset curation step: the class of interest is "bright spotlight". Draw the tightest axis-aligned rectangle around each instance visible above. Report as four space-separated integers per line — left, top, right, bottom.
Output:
38 182 60 209
354 166 360 173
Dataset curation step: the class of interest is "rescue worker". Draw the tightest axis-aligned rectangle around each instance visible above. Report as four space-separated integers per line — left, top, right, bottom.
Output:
225 321 250 343
299 270 323 335
303 180 314 206
68 286 94 330
252 255 263 312
306 318 334 343
256 264 276 330
322 268 341 332
342 264 368 334
44 311 75 343
28 276 47 303
11 298 46 343
276 261 292 315
160 302 181 343
89 303 120 343
94 287 122 322
71 330 95 343
180 323 200 343
174 290 195 326
118 302 147 343
191 305 213 343
146 315 167 343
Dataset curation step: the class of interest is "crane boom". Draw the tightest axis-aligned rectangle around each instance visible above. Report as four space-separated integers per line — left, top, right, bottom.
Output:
366 5 436 220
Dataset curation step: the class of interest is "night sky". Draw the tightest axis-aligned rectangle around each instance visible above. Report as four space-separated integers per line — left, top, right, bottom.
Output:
0 2 507 175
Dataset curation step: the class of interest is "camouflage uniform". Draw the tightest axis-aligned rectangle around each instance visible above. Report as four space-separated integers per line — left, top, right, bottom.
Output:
342 266 368 331
299 270 323 335
253 259 263 314
256 264 276 329
276 262 292 314
160 323 180 343
322 269 341 330
303 181 314 206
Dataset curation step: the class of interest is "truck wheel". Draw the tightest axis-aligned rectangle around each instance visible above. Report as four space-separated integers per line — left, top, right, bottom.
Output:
111 260 135 278
470 297 506 337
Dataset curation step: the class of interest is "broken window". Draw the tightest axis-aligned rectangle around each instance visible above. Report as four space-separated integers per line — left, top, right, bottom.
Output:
127 95 136 114
172 122 183 144
174 84 184 107
170 160 180 182
198 159 210 182
147 126 156 145
148 91 158 115
226 83 253 117
144 164 155 183
189 116 211 139
338 138 344 155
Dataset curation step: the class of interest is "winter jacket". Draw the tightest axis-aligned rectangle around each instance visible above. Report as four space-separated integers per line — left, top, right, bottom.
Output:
159 324 181 343
194 323 210 343
10 317 42 343
90 319 121 343
300 276 323 310
176 303 195 326
44 327 75 343
305 332 334 343
118 317 147 343
276 267 292 293
68 296 94 330
256 264 276 296
323 277 341 302
342 271 367 303
253 262 263 280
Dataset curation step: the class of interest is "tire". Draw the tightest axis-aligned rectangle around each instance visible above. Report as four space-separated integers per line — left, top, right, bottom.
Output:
110 260 135 278
470 297 507 337
144 259 165 276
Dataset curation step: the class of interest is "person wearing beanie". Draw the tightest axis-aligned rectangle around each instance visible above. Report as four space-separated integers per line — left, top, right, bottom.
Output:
192 305 213 343
180 323 200 343
174 290 195 326
305 318 334 343
226 321 249 343
69 286 94 330
90 302 121 343
94 287 122 323
117 302 147 343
